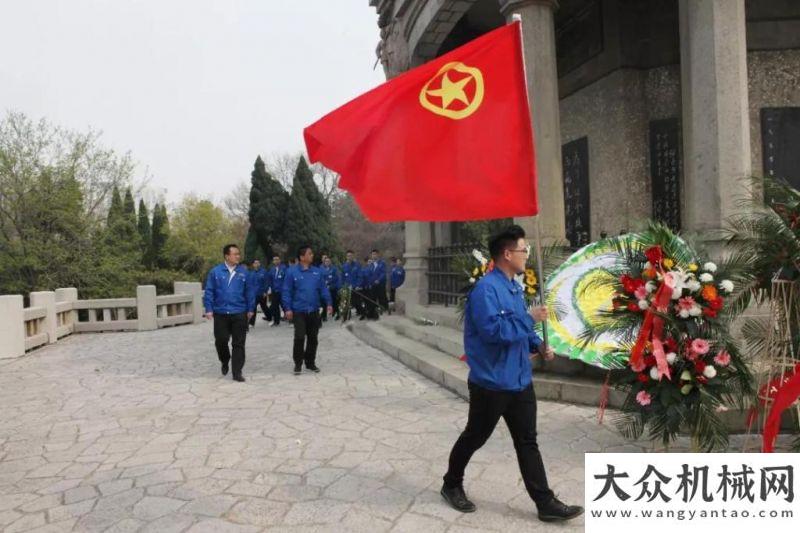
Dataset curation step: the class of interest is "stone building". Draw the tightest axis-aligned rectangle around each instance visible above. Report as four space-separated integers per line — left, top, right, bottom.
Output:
369 0 800 314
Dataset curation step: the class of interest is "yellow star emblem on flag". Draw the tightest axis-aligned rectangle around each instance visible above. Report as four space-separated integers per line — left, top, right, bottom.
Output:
419 62 484 120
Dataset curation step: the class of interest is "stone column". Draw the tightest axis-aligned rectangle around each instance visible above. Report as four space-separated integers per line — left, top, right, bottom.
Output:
174 282 204 324
30 291 56 344
500 0 566 244
55 287 79 334
396 221 432 315
679 0 751 237
0 295 25 358
137 285 158 331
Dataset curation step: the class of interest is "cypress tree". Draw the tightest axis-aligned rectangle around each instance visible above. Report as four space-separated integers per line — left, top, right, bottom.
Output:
137 199 151 254
107 185 123 227
284 167 317 256
294 157 337 257
248 155 289 255
150 203 170 268
123 188 137 227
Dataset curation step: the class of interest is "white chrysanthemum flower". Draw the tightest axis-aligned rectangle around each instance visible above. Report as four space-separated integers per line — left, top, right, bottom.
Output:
680 370 692 381
644 261 653 270
679 309 690 319
703 365 717 379
469 277 476 284
703 262 717 273
472 249 488 265
699 273 714 283
689 305 702 317
638 300 649 310
671 287 683 300
666 352 677 365
686 280 702 292
649 367 660 380
719 279 734 293
645 281 656 293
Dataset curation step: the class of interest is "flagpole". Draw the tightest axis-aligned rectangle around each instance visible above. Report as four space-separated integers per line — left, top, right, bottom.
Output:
512 13 549 352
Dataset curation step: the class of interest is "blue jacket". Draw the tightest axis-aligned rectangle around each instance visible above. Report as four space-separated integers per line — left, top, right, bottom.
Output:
352 264 367 289
368 259 387 286
203 263 257 315
265 264 287 293
281 264 332 313
320 265 341 293
341 260 360 287
250 267 268 296
390 265 406 289
463 268 543 392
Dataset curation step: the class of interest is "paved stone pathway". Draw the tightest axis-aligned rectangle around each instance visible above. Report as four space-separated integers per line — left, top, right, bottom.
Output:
0 319 783 532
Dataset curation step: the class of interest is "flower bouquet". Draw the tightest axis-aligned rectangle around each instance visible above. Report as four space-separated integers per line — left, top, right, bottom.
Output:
581 222 754 450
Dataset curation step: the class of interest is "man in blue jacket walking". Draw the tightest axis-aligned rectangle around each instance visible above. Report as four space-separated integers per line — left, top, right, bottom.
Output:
204 244 256 382
282 245 332 375
265 256 286 326
440 225 583 523
366 249 387 320
389 257 405 313
248 259 269 328
320 255 341 322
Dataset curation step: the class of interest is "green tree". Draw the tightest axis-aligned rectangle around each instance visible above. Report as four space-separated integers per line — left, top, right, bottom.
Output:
149 203 169 269
106 186 123 227
123 188 137 227
244 226 266 263
248 155 288 259
285 161 318 257
290 157 337 257
137 199 151 252
166 195 238 274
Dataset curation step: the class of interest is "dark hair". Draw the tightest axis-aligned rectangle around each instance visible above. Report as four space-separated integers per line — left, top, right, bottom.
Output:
346 249 355 254
223 244 239 257
390 256 397 262
297 244 312 259
371 249 379 254
488 225 526 261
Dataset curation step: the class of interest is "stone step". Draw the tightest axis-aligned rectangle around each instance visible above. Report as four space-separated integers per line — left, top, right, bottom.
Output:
382 314 612 380
348 317 799 434
347 318 628 410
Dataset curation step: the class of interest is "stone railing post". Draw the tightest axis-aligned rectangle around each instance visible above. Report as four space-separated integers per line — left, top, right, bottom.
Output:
174 281 204 324
55 288 79 333
0 295 25 358
136 285 158 331
30 291 57 344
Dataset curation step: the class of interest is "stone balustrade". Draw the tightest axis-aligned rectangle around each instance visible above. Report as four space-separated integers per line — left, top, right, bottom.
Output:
0 282 204 359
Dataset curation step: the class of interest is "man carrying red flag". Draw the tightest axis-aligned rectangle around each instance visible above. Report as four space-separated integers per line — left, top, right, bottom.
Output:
304 21 582 523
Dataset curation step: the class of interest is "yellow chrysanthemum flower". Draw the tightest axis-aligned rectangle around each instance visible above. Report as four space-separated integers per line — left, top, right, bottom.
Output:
662 258 674 269
480 264 487 273
472 267 479 276
688 263 698 272
526 287 536 295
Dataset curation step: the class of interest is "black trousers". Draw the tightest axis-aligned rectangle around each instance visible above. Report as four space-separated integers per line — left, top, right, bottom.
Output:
269 292 282 325
250 294 268 326
444 381 554 505
213 312 248 375
292 312 320 367
367 285 387 319
390 287 397 303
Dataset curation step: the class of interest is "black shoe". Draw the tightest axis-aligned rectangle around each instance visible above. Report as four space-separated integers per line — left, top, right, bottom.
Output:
221 361 229 376
293 365 302 375
536 496 584 522
306 365 321 373
440 484 476 513
261 316 270 321
359 316 366 321
232 373 245 382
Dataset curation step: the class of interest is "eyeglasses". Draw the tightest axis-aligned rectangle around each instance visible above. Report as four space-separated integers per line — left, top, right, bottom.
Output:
508 245 531 256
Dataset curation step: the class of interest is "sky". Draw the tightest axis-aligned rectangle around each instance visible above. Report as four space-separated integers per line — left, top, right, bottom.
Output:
0 0 387 202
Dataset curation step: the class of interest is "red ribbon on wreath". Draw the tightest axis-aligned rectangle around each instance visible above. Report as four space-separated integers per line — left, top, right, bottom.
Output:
629 271 676 381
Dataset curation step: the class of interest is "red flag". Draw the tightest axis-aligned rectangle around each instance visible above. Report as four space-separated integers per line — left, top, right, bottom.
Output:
304 21 537 222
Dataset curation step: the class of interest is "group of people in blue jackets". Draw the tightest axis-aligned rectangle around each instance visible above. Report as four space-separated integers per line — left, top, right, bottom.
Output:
203 243 405 381
249 248 405 324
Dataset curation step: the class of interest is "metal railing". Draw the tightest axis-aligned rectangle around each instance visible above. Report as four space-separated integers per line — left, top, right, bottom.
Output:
427 242 480 307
